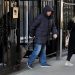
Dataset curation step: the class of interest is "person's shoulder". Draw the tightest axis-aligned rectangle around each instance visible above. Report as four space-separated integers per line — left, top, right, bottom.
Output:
50 17 54 21
71 16 75 23
38 14 43 18
68 17 75 24
35 14 43 20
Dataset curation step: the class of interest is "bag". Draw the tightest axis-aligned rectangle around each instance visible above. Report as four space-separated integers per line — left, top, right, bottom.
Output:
65 33 70 47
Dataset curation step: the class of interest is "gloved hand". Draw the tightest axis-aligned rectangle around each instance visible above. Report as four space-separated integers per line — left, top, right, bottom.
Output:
53 34 57 39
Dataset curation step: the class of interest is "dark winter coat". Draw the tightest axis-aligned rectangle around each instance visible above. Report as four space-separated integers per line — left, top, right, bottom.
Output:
68 17 75 54
29 5 57 44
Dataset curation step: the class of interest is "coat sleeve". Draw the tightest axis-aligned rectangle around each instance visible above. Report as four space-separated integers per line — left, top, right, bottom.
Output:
52 19 58 34
67 20 73 30
29 16 41 37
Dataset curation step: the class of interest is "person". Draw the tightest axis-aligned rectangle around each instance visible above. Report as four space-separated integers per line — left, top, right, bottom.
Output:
27 5 58 69
65 16 75 66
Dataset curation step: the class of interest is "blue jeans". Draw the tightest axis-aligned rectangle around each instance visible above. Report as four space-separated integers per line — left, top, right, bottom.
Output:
28 44 47 65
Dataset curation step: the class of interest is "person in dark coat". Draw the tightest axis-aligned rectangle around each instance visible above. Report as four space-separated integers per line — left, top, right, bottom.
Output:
27 5 58 69
65 16 75 66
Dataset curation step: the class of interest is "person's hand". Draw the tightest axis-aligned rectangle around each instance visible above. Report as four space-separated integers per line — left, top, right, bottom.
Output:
29 36 33 38
53 34 57 39
29 35 35 39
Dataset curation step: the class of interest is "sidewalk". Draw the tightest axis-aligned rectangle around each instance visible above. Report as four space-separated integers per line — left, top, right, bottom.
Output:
9 55 75 75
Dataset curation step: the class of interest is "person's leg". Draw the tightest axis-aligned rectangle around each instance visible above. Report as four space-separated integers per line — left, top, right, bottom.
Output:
67 51 73 61
40 45 46 65
28 44 42 66
65 50 73 66
39 45 50 67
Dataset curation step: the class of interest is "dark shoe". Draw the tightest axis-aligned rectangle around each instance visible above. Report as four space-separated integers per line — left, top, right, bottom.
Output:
27 62 33 69
41 64 51 67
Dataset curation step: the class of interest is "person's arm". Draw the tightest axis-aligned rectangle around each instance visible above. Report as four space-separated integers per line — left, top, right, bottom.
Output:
52 19 58 39
67 20 73 30
29 16 41 37
52 19 58 33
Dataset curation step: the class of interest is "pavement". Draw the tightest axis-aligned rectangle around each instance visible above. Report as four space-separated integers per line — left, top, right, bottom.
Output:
9 55 75 75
